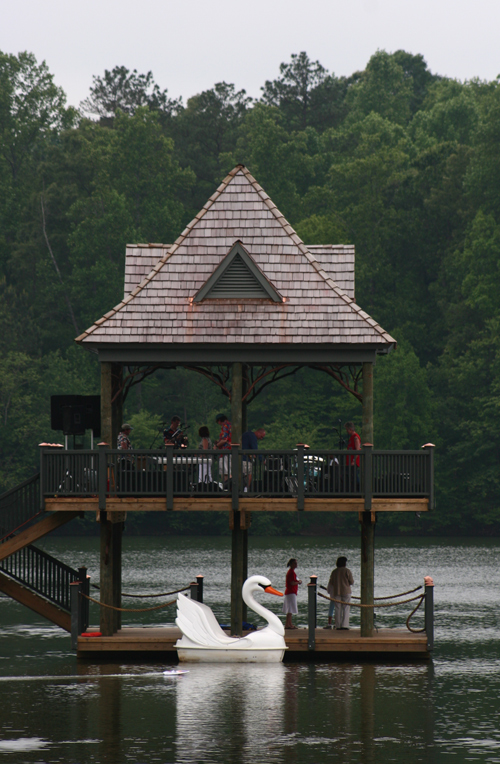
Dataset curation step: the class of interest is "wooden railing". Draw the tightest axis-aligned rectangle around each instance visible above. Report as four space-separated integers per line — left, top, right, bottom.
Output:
0 473 41 543
40 445 434 510
0 543 88 619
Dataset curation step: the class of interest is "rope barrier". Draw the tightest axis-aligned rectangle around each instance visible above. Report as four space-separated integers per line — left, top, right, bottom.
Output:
90 584 191 598
318 591 425 608
319 584 422 600
406 595 426 633
80 592 177 612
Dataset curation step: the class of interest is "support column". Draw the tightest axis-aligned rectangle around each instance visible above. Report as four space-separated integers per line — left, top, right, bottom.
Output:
230 362 246 635
241 364 248 435
360 513 375 636
101 363 113 445
360 361 374 637
361 361 373 444
231 362 243 444
99 363 123 636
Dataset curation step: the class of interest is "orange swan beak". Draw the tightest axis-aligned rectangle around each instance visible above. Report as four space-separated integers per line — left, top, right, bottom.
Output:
264 586 284 597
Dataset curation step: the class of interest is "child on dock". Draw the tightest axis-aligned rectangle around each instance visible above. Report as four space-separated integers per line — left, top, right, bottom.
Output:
283 558 302 629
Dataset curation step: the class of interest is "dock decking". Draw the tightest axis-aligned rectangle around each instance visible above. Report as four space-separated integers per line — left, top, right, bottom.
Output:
76 627 428 658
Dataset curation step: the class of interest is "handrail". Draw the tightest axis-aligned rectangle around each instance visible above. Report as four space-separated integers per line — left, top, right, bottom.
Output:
0 473 41 542
0 543 80 612
40 446 433 509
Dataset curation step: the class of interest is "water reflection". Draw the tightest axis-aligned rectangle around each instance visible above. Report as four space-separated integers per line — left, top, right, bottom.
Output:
175 663 285 764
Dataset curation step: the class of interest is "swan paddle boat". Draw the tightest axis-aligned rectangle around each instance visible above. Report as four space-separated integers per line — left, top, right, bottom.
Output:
175 575 287 663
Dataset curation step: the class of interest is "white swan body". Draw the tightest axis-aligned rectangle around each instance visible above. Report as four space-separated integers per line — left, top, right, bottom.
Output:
175 575 287 663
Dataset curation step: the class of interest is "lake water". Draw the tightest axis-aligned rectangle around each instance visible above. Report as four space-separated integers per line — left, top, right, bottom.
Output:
1 535 499 763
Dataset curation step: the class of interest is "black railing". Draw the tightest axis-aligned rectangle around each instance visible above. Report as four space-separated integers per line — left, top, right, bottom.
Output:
0 473 41 543
40 445 434 510
0 544 84 613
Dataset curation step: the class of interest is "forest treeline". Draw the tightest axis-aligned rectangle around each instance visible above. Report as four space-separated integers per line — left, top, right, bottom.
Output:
1 48 499 536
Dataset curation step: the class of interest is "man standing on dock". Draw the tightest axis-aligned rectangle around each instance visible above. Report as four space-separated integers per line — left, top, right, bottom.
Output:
325 557 354 630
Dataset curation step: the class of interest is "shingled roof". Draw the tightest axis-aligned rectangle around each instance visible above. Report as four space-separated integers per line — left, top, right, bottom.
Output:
76 165 395 362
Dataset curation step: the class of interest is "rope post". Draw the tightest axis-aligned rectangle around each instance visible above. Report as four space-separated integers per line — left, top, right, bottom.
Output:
296 444 306 511
70 581 83 651
424 576 434 651
78 566 89 633
189 581 198 600
196 575 204 603
231 444 240 511
308 575 317 651
166 444 174 510
422 444 435 510
363 444 373 511
98 443 109 511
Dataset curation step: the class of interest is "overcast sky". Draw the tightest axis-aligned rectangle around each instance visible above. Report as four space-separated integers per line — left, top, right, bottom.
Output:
3 0 500 108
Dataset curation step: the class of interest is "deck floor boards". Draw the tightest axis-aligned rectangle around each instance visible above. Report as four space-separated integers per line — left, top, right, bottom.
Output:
77 626 428 657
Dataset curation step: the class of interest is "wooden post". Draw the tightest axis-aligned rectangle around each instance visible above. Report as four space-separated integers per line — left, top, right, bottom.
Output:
296 444 305 511
231 362 245 636
242 364 248 435
308 575 317 651
98 443 108 512
363 444 373 511
231 362 243 445
70 581 82 650
360 513 375 637
78 566 89 633
99 515 122 636
424 576 434 652
362 361 374 444
166 444 174 510
196 575 204 603
101 361 123 451
231 510 245 636
112 519 122 632
361 361 374 637
100 362 123 635
101 363 113 446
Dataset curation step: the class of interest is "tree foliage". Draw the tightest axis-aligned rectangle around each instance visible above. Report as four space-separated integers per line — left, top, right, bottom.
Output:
1 49 500 535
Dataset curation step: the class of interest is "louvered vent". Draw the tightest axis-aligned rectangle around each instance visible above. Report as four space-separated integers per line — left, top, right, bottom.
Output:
206 254 271 298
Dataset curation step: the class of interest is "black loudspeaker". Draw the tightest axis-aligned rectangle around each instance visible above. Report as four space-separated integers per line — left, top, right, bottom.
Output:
51 395 101 436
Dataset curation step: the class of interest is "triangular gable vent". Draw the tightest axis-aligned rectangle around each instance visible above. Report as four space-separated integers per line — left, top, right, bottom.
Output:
194 242 282 302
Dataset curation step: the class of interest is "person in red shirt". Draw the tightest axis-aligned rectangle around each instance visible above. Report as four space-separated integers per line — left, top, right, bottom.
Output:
283 558 302 629
345 421 361 465
345 421 361 492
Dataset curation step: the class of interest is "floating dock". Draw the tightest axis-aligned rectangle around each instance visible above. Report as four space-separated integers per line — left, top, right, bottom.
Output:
76 627 429 659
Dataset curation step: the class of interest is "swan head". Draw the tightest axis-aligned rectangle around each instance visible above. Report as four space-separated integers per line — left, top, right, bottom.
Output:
242 575 283 600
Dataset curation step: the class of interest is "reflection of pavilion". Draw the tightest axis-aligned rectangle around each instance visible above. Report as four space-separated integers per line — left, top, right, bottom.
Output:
39 165 433 641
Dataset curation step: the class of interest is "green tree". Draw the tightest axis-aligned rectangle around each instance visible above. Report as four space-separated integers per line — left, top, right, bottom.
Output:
172 82 252 206
346 50 414 126
80 65 180 122
261 51 348 131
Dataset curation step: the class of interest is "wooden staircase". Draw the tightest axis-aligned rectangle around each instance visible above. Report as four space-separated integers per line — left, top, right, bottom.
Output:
0 474 82 631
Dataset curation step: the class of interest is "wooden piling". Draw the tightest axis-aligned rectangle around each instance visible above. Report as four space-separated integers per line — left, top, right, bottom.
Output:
99 362 124 636
230 362 246 636
361 361 375 637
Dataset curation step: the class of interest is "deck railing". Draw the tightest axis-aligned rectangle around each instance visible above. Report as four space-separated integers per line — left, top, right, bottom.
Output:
40 445 434 511
0 473 41 542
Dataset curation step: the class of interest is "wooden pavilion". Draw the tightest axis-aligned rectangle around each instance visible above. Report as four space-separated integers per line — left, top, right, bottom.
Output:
47 164 432 641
